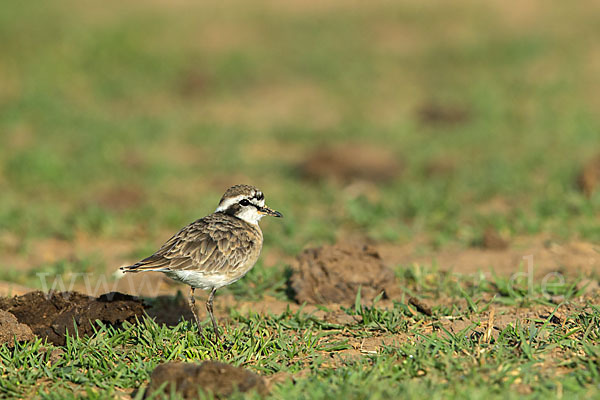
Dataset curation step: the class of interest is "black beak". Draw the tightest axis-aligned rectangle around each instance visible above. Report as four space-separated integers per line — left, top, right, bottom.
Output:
258 205 283 218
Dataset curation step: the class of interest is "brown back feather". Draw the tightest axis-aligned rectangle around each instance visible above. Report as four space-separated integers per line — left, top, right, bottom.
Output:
124 213 262 275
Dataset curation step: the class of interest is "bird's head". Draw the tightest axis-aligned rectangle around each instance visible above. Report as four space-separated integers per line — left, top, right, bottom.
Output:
215 184 282 225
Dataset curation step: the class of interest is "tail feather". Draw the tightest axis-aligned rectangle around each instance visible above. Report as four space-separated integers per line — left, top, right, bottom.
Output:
120 264 138 272
120 257 171 272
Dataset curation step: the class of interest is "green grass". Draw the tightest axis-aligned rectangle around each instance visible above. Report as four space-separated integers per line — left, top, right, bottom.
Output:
1 0 600 398
1 271 598 399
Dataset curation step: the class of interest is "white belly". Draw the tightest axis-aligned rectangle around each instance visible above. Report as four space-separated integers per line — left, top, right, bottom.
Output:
165 270 246 290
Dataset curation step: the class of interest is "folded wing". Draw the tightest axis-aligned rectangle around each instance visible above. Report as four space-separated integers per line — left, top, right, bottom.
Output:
121 215 257 275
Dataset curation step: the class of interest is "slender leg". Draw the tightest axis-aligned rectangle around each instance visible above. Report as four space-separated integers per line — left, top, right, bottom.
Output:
206 287 221 342
188 287 204 338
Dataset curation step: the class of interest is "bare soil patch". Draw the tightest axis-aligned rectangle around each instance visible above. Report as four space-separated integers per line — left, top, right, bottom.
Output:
93 184 146 212
0 291 145 346
0 280 34 297
145 361 267 399
377 237 600 278
0 232 137 275
290 242 399 305
299 144 403 183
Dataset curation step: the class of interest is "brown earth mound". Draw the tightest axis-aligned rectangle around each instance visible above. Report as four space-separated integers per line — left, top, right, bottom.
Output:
299 144 402 183
0 291 146 346
417 102 470 125
480 227 510 250
290 242 398 305
145 361 267 399
577 154 600 197
0 309 35 347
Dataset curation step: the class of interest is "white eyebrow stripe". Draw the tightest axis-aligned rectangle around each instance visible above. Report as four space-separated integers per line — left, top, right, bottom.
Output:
215 195 245 212
215 192 265 213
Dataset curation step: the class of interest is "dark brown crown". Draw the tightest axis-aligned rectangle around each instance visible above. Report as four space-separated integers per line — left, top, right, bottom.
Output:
219 184 263 203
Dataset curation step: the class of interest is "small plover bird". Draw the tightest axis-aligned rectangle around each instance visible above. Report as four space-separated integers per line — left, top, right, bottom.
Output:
120 184 282 341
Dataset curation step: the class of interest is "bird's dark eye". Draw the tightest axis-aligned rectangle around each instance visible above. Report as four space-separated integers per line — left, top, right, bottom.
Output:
239 199 250 206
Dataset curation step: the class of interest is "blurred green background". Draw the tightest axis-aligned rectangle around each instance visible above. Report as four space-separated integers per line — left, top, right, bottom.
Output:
1 0 600 287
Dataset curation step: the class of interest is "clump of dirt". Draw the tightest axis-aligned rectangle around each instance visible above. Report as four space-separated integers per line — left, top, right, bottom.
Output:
299 144 403 183
178 68 209 98
145 361 267 399
0 309 35 347
417 102 470 125
408 297 433 316
289 242 398 305
577 154 600 197
0 291 146 346
480 228 510 250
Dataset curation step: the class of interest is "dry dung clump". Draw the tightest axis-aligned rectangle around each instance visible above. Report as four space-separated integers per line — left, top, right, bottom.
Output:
577 154 600 197
408 297 433 316
177 68 209 98
299 144 403 183
0 291 146 346
0 309 35 347
481 228 510 250
145 361 267 399
417 102 470 126
290 242 397 305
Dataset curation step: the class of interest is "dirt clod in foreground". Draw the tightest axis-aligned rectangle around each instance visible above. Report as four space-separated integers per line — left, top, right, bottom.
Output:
408 297 433 316
299 144 402 183
290 242 397 305
0 291 146 346
577 154 600 197
0 309 35 347
145 361 267 399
